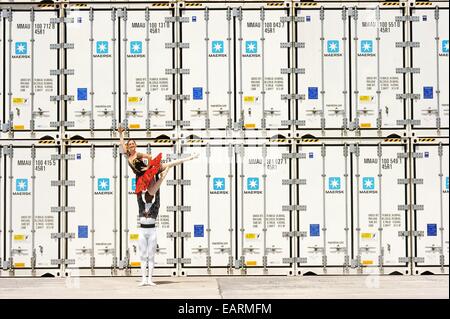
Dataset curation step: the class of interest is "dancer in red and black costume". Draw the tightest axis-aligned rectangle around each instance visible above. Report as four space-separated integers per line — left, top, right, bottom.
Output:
118 125 198 286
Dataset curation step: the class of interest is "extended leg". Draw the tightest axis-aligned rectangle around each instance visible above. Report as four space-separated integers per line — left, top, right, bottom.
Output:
159 153 199 171
138 230 149 286
146 229 157 286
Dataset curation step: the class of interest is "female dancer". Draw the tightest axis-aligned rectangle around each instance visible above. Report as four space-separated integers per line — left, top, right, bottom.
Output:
118 126 198 285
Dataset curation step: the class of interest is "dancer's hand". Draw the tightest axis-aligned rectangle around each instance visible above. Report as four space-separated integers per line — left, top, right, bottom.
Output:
117 125 125 134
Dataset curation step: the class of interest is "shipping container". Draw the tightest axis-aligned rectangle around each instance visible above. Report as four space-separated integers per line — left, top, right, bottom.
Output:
2 143 60 275
411 5 449 131
1 9 60 133
412 140 449 274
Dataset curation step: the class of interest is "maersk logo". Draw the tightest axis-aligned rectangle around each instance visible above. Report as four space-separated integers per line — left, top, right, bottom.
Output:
327 177 344 194
14 178 31 195
359 40 375 57
129 178 136 194
96 178 112 195
245 177 262 194
210 40 226 57
325 40 341 57
13 42 30 58
128 41 144 57
94 41 111 58
212 40 224 53
211 177 228 194
243 40 260 57
441 40 449 56
360 177 377 194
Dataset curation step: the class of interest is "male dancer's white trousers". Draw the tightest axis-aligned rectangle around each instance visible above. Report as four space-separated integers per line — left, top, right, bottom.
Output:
139 217 157 284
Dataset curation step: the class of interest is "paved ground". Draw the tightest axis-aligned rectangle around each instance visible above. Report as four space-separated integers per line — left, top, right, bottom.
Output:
0 275 448 299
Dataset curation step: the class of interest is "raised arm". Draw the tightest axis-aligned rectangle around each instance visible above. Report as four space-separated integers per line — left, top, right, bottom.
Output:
117 125 127 154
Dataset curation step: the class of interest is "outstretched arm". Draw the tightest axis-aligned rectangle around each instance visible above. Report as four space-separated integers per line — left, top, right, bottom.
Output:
117 125 127 154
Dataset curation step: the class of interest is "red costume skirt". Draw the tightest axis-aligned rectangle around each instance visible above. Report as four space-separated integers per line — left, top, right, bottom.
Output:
135 153 162 194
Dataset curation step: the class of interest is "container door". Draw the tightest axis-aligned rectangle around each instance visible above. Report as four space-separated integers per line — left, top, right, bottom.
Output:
237 9 291 131
297 7 350 130
413 143 449 271
66 9 119 131
4 146 60 270
411 7 449 130
236 144 293 272
180 8 233 130
67 145 120 269
181 144 235 270
4 10 59 132
350 7 405 130
352 144 408 270
297 144 351 269
120 8 175 131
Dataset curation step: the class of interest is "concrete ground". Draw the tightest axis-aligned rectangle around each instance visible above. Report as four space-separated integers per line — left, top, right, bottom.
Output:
0 275 448 299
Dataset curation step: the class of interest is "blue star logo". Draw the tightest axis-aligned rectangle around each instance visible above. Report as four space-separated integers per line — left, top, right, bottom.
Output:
96 41 109 54
97 178 110 191
245 41 258 54
247 178 259 191
328 177 341 190
362 177 375 190
15 42 28 55
212 40 224 54
131 178 136 191
442 40 449 53
130 41 142 54
213 178 225 191
361 40 373 53
16 179 28 192
327 40 339 53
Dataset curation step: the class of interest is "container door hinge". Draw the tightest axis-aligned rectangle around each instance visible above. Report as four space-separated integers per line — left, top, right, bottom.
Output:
281 94 305 100
166 179 191 186
51 259 76 265
50 43 74 50
165 94 190 101
165 42 190 49
282 179 307 185
282 205 307 212
395 41 420 48
396 67 420 74
50 17 75 24
165 120 190 127
167 258 191 264
282 152 306 159
50 95 75 102
50 121 75 128
165 16 190 23
280 16 305 23
51 180 76 187
395 16 420 22
51 232 75 239
51 154 76 161
282 257 308 264
166 206 191 212
282 231 308 238
50 69 75 76
398 231 424 237
281 120 306 126
397 119 421 125
399 257 424 263
281 68 305 74
397 178 423 185
280 42 305 48
51 206 76 213
396 93 420 100
398 204 424 211
165 68 190 74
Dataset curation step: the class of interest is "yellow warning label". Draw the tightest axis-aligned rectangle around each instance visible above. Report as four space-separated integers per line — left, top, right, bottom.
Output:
130 261 141 267
245 233 257 239
129 124 140 129
244 96 255 103
128 97 142 103
362 260 374 265
13 98 26 104
361 233 374 239
360 123 372 128
130 234 139 240
246 261 257 266
14 125 25 130
359 96 373 103
14 263 25 268
14 234 25 241
244 123 256 129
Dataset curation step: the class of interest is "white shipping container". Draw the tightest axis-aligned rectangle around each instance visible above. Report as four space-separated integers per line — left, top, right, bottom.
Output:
411 7 449 130
3 10 59 132
413 143 449 272
3 145 60 270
